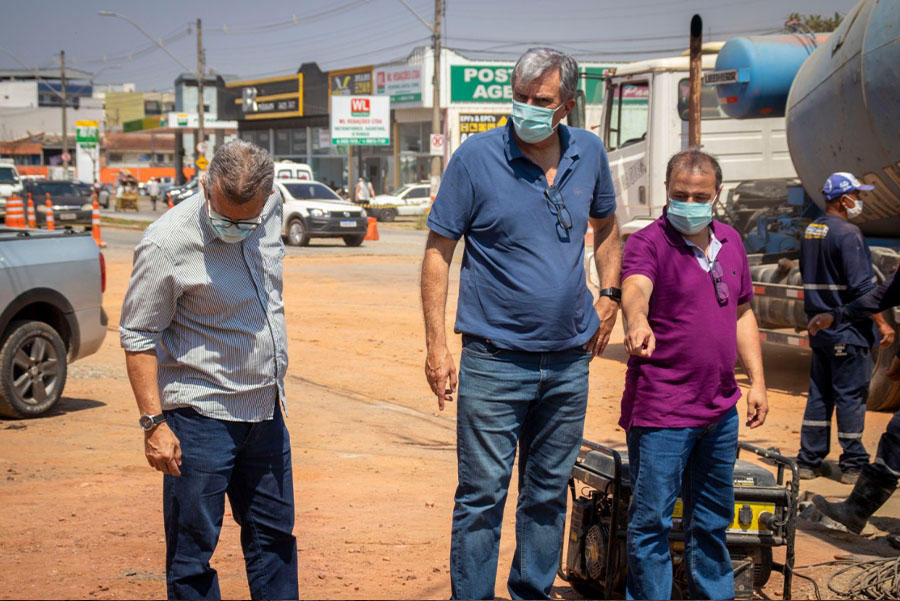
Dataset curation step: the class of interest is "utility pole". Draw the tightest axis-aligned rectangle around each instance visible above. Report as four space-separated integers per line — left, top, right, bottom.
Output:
430 0 442 196
688 14 702 148
196 18 205 167
60 50 69 176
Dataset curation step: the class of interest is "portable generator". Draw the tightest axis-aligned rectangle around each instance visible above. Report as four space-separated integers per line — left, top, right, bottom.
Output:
559 441 799 600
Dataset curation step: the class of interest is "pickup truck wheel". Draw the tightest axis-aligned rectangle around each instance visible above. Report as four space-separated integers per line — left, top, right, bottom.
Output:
379 208 397 222
343 234 365 247
287 217 310 247
0 320 68 418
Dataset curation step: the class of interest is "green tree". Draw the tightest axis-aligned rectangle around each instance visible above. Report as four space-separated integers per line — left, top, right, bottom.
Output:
785 12 843 33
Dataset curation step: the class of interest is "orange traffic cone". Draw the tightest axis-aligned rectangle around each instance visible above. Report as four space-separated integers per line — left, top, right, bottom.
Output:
91 199 106 248
364 216 379 241
26 194 36 229
168 195 174 210
45 198 55 231
4 195 24 228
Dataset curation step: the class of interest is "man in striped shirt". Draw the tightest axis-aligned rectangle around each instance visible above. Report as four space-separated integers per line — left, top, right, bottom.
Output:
120 140 296 600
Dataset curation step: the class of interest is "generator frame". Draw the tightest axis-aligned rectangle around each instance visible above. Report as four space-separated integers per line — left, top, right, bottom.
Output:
558 440 799 600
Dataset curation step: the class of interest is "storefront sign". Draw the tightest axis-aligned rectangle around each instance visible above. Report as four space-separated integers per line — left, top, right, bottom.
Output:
331 96 390 145
459 114 508 143
75 120 99 183
374 64 422 104
451 65 514 103
330 66 373 96
225 74 304 120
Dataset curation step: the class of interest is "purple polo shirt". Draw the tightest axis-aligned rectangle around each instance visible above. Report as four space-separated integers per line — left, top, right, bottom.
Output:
619 213 753 430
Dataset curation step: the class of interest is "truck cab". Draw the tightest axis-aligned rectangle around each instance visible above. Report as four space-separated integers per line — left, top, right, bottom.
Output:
600 54 795 237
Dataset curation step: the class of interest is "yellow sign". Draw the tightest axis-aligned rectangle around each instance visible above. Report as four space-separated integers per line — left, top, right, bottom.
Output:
195 156 209 170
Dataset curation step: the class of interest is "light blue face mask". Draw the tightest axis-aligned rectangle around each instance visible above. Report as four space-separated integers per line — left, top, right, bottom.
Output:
511 100 561 144
207 202 261 243
667 198 713 235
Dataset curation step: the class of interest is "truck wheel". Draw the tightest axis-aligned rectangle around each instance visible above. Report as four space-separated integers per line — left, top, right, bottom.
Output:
343 234 365 247
287 218 310 246
868 323 900 411
380 208 397 222
0 320 68 418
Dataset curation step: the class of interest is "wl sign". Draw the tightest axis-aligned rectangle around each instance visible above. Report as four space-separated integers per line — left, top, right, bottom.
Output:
330 95 390 145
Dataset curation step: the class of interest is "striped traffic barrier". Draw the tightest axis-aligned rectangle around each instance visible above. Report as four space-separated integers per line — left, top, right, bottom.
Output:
26 194 36 229
4 195 24 228
45 197 55 231
91 198 106 248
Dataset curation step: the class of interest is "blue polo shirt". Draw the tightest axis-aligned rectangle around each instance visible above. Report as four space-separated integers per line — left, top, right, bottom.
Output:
427 122 616 352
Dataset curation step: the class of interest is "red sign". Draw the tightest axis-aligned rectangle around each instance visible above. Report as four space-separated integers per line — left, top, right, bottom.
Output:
350 98 370 115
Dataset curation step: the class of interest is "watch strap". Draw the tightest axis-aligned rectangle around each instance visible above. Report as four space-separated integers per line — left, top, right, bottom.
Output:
598 287 622 303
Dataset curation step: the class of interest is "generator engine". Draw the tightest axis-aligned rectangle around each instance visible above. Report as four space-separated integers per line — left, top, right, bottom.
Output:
560 441 798 600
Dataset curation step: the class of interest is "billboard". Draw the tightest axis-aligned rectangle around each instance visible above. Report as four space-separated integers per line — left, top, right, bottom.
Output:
224 74 303 120
374 65 422 104
330 96 390 145
451 65 514 103
330 66 373 97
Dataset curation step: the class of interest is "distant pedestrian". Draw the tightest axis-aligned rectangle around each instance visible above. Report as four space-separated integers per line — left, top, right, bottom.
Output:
620 148 768 600
796 172 895 483
355 177 371 204
120 139 297 600
422 47 622 600
147 177 160 212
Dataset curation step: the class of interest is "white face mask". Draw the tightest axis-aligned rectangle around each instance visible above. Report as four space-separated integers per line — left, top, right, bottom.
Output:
845 197 864 219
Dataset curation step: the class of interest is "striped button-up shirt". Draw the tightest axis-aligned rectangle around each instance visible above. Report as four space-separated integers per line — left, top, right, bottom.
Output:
120 191 288 422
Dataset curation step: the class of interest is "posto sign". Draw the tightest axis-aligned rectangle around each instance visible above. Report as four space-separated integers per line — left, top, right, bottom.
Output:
451 65 514 103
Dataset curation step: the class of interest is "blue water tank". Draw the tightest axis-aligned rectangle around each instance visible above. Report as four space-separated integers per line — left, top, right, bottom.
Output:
786 0 900 237
714 34 827 119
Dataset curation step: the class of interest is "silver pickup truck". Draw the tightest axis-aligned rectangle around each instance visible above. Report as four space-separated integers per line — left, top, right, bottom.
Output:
0 227 107 417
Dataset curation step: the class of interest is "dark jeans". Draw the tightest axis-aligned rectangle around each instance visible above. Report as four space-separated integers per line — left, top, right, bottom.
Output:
865 408 900 487
451 336 591 600
799 344 871 472
625 407 739 600
163 405 298 600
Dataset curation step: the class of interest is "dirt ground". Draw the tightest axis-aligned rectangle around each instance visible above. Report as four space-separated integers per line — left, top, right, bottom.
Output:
1 222 898 600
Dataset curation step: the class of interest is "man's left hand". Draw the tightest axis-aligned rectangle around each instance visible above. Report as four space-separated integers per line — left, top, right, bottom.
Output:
878 323 897 348
887 356 900 382
745 384 768 429
584 296 619 357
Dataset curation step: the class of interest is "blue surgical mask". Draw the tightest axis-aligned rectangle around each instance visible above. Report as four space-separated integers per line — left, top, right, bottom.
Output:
667 199 713 235
207 202 260 243
511 100 561 144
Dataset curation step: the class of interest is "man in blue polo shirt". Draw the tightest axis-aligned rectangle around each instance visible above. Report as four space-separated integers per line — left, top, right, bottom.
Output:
421 47 621 600
797 172 895 484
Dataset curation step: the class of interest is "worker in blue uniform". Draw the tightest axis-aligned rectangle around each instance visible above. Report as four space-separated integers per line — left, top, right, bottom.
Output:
808 270 900 532
797 172 895 484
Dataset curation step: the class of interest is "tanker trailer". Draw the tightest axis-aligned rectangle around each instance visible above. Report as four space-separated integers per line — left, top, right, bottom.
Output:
712 0 900 410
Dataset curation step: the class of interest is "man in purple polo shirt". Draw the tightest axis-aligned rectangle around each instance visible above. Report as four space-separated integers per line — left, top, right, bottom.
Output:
620 149 768 600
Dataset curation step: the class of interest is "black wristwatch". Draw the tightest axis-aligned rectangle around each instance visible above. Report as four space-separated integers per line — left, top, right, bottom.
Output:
139 413 165 431
598 287 622 303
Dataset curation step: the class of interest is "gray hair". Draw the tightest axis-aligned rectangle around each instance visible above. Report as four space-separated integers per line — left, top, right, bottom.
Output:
511 47 579 102
206 139 274 205
666 147 723 189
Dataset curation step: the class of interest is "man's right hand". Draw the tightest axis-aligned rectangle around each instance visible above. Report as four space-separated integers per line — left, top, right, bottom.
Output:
808 312 835 336
625 317 656 358
425 346 458 411
144 423 182 476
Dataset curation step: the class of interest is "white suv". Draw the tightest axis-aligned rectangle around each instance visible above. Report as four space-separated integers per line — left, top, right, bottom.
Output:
0 160 24 216
276 180 368 247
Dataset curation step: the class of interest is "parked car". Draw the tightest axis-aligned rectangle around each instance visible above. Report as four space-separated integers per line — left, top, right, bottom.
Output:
0 226 107 417
276 180 368 247
367 182 432 222
274 161 314 181
169 179 199 205
23 180 93 226
0 160 24 218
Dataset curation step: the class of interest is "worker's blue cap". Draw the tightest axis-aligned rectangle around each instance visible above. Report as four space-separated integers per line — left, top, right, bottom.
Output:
822 172 874 200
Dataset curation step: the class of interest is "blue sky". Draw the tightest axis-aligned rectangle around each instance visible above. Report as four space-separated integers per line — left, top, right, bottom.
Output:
0 0 858 91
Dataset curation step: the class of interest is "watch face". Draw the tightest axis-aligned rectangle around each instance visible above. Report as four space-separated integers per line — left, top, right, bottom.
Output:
139 415 153 430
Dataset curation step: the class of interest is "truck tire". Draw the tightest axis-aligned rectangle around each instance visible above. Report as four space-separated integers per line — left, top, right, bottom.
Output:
0 320 68 418
868 317 900 411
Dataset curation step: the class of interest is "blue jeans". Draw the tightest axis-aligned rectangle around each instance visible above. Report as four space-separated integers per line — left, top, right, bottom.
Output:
163 405 298 600
451 336 591 600
799 345 871 472
625 407 738 601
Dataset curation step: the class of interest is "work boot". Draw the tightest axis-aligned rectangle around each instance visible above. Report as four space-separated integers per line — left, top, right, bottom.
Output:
798 464 823 480
812 471 896 534
840 470 860 485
